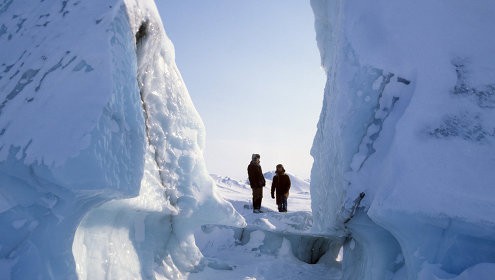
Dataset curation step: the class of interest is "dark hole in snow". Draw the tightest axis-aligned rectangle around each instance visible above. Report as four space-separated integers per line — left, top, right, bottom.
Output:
0 68 39 116
16 18 26 33
397 76 410 85
9 69 19 79
60 0 68 13
344 192 365 224
135 21 149 47
0 24 7 38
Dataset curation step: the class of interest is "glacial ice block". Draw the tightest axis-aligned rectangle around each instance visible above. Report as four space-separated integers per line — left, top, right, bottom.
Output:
0 0 244 279
309 0 495 279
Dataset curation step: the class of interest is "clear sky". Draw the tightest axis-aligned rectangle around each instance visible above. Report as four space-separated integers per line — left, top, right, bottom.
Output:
156 1 325 180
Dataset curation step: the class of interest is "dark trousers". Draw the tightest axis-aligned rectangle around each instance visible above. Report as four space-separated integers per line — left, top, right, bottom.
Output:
252 187 263 210
278 196 287 212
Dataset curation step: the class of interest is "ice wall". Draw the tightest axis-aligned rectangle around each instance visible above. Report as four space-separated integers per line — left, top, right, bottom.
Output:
0 0 244 279
310 0 495 279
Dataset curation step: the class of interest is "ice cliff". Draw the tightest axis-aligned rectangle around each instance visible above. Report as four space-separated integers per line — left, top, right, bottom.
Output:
310 0 495 279
0 0 244 279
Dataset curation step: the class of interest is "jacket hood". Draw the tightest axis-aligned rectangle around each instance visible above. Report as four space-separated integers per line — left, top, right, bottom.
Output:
275 164 285 174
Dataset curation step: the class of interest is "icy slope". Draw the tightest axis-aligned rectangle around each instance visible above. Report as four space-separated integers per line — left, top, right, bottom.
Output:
0 1 243 279
310 0 495 279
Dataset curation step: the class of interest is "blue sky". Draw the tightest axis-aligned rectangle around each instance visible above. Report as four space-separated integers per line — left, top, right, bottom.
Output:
156 1 325 179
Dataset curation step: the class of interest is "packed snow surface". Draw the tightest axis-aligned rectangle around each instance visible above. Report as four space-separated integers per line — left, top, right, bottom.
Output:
189 174 342 280
310 0 495 279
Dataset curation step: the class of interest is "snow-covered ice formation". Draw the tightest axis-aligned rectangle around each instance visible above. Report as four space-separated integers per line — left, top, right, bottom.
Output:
0 0 243 279
310 0 495 279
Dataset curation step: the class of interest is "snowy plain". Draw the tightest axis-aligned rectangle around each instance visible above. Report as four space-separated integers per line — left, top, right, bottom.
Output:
188 174 342 280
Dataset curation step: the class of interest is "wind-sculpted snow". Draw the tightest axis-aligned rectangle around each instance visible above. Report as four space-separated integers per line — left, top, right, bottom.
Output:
0 0 244 279
310 0 495 279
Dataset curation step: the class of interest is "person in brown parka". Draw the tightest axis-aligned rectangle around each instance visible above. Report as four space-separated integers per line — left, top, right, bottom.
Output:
271 164 291 212
247 154 266 213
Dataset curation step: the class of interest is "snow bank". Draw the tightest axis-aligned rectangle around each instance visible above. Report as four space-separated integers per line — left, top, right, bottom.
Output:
310 0 495 279
0 0 244 279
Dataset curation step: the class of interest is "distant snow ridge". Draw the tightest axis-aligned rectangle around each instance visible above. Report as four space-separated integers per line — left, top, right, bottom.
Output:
310 0 495 279
263 171 310 194
0 0 244 279
210 174 249 190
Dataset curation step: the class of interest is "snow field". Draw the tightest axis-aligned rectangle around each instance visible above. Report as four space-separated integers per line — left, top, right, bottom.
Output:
188 174 343 280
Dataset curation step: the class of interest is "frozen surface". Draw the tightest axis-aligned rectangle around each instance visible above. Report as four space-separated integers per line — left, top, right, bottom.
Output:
0 0 243 279
188 174 342 280
310 0 495 279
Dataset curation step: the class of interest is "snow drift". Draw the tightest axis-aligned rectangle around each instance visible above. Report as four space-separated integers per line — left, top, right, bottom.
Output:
0 0 244 279
310 0 495 279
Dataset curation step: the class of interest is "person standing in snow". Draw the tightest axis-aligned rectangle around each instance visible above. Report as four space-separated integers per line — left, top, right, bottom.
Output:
247 154 266 213
271 164 291 212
